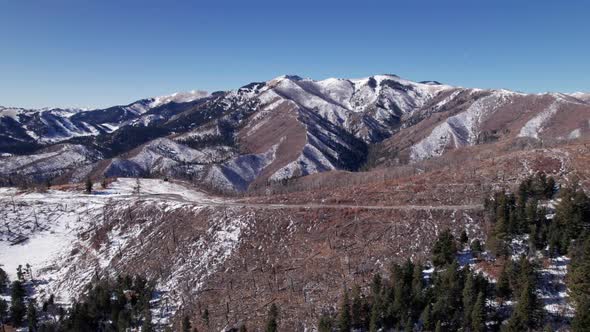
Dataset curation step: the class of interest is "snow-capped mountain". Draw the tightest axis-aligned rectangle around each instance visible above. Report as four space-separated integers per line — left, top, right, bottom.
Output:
0 90 209 151
1 75 589 191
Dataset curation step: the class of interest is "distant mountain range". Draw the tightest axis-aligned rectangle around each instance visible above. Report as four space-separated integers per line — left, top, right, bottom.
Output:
1 75 588 191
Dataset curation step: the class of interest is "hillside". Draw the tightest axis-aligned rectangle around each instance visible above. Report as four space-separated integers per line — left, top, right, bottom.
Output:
2 74 588 192
1 75 590 331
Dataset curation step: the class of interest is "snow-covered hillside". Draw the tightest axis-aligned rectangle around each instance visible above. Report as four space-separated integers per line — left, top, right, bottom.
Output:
0 90 209 147
2 74 589 191
0 179 221 298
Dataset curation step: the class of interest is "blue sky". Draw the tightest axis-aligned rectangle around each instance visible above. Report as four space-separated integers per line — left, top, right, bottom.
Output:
1 0 589 109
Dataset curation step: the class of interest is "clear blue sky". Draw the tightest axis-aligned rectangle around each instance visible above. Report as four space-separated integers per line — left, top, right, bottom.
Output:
1 0 589 109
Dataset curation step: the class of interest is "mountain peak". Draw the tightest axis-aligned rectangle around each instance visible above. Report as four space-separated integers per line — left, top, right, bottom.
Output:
149 90 209 108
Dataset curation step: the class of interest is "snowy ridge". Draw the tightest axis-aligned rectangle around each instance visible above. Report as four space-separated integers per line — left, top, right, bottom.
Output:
103 138 233 178
149 90 209 108
265 74 454 142
0 179 222 301
410 90 513 161
0 143 100 178
0 90 209 146
3 74 589 191
518 100 562 139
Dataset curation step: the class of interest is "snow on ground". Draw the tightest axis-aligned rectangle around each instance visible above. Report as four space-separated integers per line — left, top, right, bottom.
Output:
155 211 254 326
518 100 561 139
539 256 574 318
0 188 104 282
108 178 225 203
410 90 512 161
0 178 223 296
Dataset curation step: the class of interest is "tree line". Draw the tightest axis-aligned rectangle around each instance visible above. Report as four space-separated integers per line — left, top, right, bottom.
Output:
314 173 590 331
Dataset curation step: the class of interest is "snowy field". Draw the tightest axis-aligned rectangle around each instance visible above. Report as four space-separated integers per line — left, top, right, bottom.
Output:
0 178 221 281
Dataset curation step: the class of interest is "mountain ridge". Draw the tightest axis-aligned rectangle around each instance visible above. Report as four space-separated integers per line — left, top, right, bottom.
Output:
1 74 589 192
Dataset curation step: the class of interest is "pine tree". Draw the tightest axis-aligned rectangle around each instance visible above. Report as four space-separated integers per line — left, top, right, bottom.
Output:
338 288 352 332
420 304 433 331
411 262 425 313
202 308 210 327
434 320 442 332
470 292 485 332
404 316 413 332
488 191 513 257
369 293 382 332
85 178 93 194
10 280 26 326
572 298 590 332
318 314 333 332
350 284 365 329
142 307 154 332
462 273 476 329
0 267 8 293
525 198 538 226
368 273 383 331
117 309 132 331
460 230 469 246
432 229 457 267
265 303 278 332
568 237 590 328
27 300 38 332
0 299 7 326
507 279 543 331
371 273 382 301
470 239 483 255
495 263 511 302
181 315 192 332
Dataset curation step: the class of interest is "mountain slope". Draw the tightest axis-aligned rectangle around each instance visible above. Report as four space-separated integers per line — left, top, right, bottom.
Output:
1 75 588 192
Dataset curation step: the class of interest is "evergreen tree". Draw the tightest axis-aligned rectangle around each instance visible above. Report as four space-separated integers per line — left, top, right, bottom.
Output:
338 288 352 332
462 273 476 329
265 303 278 332
470 239 483 256
572 299 590 332
411 262 425 315
27 300 38 332
434 320 442 332
369 295 381 332
431 260 463 329
117 309 132 331
404 315 414 332
371 273 382 301
318 313 333 332
10 280 26 326
181 315 192 332
545 177 556 199
489 194 510 257
420 304 433 331
568 237 590 329
202 308 210 327
369 273 383 331
0 299 7 325
460 230 469 246
350 284 365 329
142 307 154 332
470 292 486 332
85 178 93 194
0 267 8 293
525 198 538 227
506 279 543 331
432 230 457 267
